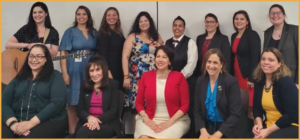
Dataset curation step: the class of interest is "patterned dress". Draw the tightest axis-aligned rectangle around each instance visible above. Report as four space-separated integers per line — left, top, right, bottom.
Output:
124 34 160 109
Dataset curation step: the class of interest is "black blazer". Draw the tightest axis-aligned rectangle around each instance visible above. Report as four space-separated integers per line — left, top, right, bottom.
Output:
194 73 247 138
263 24 299 84
230 28 261 82
76 79 122 137
196 33 231 74
253 76 298 128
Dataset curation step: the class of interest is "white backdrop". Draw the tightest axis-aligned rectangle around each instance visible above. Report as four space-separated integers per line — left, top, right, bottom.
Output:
1 2 298 71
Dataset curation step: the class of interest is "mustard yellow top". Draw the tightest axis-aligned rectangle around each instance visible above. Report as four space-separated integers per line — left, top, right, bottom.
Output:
262 86 298 127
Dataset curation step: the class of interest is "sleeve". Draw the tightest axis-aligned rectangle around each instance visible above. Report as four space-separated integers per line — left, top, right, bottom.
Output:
77 83 90 123
218 77 242 137
135 73 147 113
49 28 59 46
181 39 198 78
13 25 26 43
248 31 261 83
275 77 298 128
293 26 299 84
96 34 110 61
221 36 231 73
59 28 73 51
253 82 264 120
196 35 202 76
98 80 119 123
178 73 189 114
194 77 206 134
2 78 18 123
35 71 68 122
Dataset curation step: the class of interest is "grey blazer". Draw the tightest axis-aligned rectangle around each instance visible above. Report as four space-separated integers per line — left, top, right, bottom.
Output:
264 23 299 84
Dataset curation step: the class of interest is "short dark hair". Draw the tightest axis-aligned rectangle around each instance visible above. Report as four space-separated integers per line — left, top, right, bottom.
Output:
173 16 186 27
154 45 174 69
201 48 227 75
73 6 95 38
16 44 54 81
84 56 109 92
204 13 222 35
269 4 287 24
129 11 159 41
232 10 252 32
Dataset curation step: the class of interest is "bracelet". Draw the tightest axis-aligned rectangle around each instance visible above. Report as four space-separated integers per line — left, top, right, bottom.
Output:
87 115 92 121
124 75 130 79
8 120 18 128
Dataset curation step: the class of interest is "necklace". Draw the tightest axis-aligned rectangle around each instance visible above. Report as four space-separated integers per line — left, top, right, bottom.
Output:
95 89 101 96
264 84 272 93
156 70 171 79
20 82 36 122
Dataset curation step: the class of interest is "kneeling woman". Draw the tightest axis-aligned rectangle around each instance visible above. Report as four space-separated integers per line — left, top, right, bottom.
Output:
2 44 68 138
194 48 244 138
250 48 298 138
75 56 122 138
134 45 190 138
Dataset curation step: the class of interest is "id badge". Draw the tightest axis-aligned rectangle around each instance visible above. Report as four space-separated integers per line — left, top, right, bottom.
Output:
75 57 82 62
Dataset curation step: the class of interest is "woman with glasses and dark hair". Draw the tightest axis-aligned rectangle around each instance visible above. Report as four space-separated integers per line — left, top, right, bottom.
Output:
263 4 299 88
230 10 261 119
2 44 68 138
59 5 97 134
5 2 59 56
196 13 231 76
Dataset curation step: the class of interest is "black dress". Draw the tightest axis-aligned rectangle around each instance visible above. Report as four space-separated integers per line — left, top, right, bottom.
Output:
96 30 125 90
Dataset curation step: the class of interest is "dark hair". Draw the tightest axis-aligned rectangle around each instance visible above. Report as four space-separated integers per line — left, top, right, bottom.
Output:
154 45 174 69
201 48 227 75
253 47 291 83
73 6 95 38
98 7 123 37
269 4 287 24
84 56 109 92
232 10 252 32
25 2 53 38
204 13 222 36
16 44 53 81
173 16 186 27
129 11 158 41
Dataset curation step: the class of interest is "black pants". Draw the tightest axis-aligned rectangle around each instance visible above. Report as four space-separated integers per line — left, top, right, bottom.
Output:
185 75 197 138
245 125 298 138
75 124 116 138
2 118 68 138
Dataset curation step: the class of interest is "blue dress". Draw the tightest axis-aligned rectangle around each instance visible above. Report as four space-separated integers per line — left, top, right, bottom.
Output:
59 27 97 105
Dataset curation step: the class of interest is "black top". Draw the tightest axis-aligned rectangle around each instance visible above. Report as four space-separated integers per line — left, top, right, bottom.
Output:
253 76 298 128
96 31 125 89
268 36 280 49
14 25 59 51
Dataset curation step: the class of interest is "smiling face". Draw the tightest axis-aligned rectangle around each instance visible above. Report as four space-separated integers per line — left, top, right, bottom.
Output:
28 47 47 73
260 52 281 75
205 54 223 77
106 9 118 27
234 14 249 31
76 9 88 25
89 64 103 84
172 19 185 39
155 49 171 71
32 6 47 24
205 16 218 33
269 7 285 26
139 16 150 32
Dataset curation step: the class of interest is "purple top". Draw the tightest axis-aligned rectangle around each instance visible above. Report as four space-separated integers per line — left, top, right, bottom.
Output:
89 90 103 117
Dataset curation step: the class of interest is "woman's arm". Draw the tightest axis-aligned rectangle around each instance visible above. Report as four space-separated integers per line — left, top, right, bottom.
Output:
98 87 119 123
158 35 164 45
2 78 18 125
248 31 261 83
48 44 58 56
122 34 134 89
5 36 30 49
221 36 231 72
60 51 69 86
194 77 206 135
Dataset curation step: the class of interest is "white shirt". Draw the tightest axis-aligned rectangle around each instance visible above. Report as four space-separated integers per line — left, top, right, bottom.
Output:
165 34 198 79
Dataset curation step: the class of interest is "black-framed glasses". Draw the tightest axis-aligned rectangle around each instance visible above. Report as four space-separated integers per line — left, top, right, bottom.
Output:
269 11 282 16
204 21 216 24
28 55 45 60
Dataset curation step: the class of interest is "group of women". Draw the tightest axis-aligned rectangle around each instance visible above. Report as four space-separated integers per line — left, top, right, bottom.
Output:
2 1 298 139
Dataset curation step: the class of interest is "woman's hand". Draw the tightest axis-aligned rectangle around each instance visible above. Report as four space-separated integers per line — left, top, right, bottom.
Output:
62 73 70 86
143 116 158 131
15 121 34 135
123 78 131 89
247 81 254 88
209 131 222 139
252 124 263 137
154 120 173 133
199 128 210 139
254 128 270 138
87 116 102 125
83 122 100 131
27 43 43 49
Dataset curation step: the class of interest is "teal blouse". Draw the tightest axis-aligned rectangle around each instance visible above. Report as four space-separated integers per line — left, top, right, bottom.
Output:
2 70 67 123
205 78 223 123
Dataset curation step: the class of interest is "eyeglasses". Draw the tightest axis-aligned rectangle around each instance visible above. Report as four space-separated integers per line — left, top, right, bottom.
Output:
28 55 45 60
269 11 282 16
204 21 216 24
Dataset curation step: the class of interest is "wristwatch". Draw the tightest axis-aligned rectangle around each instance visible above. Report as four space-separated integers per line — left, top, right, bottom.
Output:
8 120 18 128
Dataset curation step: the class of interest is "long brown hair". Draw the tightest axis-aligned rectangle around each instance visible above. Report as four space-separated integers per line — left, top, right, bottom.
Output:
73 6 95 38
97 7 123 36
201 48 228 76
84 56 109 92
253 47 291 82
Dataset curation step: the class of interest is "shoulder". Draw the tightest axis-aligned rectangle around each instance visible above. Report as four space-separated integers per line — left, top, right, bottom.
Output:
276 76 295 85
143 70 156 77
219 34 229 40
286 24 299 32
196 75 206 83
231 32 238 38
197 34 206 39
109 79 119 88
247 29 259 36
126 33 136 40
170 70 184 77
222 73 238 84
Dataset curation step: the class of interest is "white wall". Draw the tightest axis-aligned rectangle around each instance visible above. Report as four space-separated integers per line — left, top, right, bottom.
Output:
1 2 298 72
